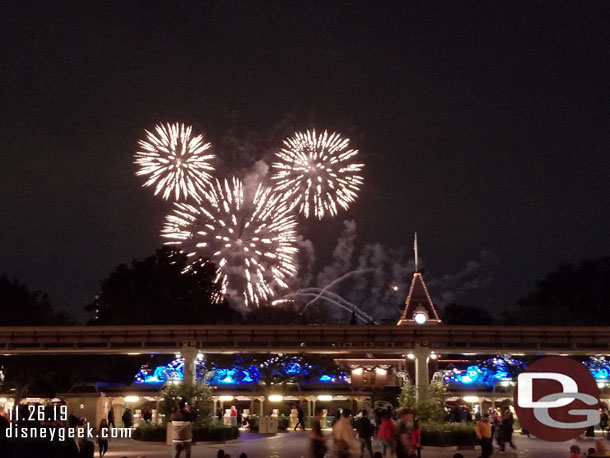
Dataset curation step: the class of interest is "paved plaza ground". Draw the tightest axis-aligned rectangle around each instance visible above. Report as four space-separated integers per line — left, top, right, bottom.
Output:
98 431 606 458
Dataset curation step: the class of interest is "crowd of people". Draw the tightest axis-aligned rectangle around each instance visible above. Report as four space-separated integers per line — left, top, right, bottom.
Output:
473 405 517 457
308 406 421 458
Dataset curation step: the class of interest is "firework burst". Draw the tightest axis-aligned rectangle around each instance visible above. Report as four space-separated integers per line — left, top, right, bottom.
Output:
161 177 299 306
134 123 215 201
271 130 364 219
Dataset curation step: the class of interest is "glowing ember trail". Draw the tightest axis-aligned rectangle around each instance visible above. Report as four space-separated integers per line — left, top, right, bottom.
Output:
134 123 215 201
161 177 298 306
271 130 364 219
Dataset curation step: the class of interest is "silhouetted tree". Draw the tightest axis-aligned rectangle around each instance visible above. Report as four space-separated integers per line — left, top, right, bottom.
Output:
0 275 72 325
441 303 495 325
86 247 241 325
2 354 144 408
513 257 610 325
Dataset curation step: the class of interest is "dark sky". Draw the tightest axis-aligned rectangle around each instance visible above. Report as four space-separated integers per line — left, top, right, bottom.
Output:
2 1 609 321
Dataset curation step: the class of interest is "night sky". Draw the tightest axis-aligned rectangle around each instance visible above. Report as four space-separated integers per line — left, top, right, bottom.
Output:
2 1 609 321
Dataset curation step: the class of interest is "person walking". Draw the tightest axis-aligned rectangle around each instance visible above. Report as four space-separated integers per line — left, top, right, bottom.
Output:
78 435 95 458
410 418 422 458
143 407 152 423
395 408 414 458
97 418 110 457
310 408 328 458
377 409 396 458
107 407 115 429
475 413 493 458
121 408 132 429
294 406 305 431
601 409 609 439
230 406 238 426
589 439 610 457
498 407 516 451
0 408 10 456
355 409 374 458
332 409 358 458
171 400 194 458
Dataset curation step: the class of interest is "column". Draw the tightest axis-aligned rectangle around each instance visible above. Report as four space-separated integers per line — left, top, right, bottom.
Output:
413 347 430 402
182 346 198 391
155 396 160 424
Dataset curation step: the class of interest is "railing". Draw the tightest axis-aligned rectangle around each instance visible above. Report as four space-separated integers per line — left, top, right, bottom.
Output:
0 324 608 355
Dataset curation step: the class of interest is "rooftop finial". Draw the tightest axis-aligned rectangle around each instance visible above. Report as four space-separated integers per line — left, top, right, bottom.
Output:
414 232 419 273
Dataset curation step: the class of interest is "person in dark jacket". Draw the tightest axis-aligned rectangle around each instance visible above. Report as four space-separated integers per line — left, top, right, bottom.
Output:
310 408 328 458
171 400 194 458
121 408 132 429
97 418 110 457
107 407 115 429
294 406 306 431
78 436 95 458
0 408 10 456
143 407 153 423
355 410 374 458
498 406 516 451
411 418 422 458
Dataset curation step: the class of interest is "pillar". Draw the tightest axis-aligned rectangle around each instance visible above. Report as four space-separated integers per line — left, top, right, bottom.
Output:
155 396 160 424
182 346 198 394
413 347 430 402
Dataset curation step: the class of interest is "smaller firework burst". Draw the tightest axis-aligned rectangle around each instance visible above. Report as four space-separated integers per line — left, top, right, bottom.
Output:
134 123 215 201
271 130 364 219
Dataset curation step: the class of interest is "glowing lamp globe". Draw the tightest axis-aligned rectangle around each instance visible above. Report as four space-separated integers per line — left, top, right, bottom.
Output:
414 312 428 325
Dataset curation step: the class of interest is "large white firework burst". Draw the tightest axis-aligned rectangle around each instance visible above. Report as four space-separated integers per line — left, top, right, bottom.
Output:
161 177 299 306
134 123 215 201
271 130 364 219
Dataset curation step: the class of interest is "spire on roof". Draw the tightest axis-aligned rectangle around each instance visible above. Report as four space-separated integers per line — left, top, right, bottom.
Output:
414 232 419 273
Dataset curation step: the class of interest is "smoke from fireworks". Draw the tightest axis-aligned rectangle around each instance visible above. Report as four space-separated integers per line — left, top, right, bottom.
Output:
134 123 215 201
271 130 364 219
161 177 299 306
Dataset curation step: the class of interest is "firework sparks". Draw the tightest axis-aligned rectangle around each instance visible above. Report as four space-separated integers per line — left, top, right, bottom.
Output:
161 177 299 306
134 123 215 201
271 130 364 219
273 287 378 324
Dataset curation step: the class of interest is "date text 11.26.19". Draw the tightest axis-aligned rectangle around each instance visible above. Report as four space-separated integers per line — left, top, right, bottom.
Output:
10 405 68 422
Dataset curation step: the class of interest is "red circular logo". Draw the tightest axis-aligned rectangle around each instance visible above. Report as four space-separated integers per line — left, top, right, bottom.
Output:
514 356 600 442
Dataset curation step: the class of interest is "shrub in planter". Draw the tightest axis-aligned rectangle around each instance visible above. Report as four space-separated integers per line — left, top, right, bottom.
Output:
133 423 239 442
193 425 239 441
420 422 476 447
132 424 166 442
160 381 213 427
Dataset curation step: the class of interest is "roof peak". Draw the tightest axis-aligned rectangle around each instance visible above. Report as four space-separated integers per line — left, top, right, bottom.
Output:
397 271 441 325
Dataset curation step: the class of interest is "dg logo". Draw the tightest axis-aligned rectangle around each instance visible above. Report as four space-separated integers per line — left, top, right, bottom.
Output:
514 356 600 442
